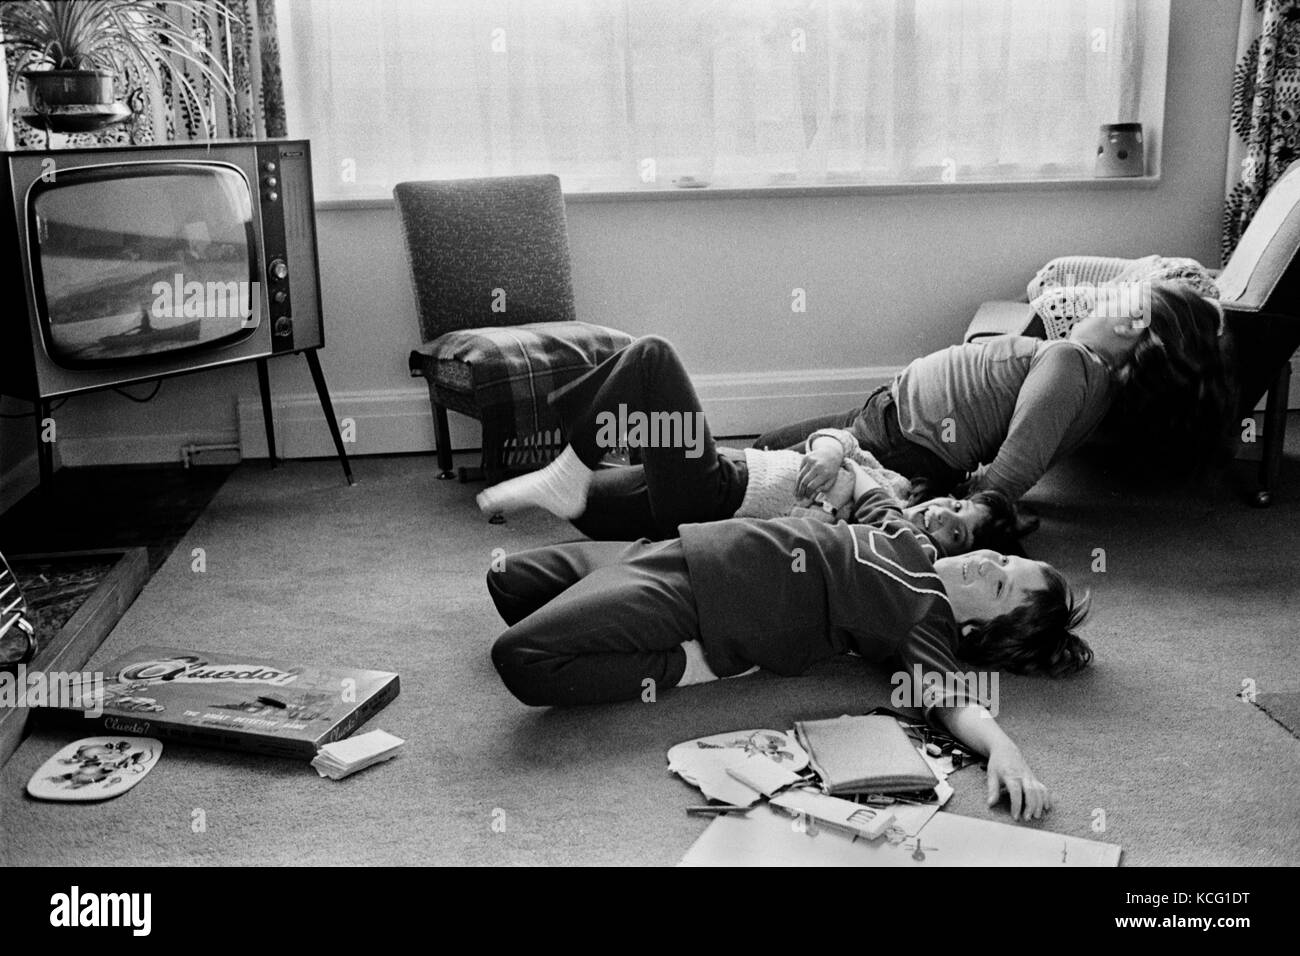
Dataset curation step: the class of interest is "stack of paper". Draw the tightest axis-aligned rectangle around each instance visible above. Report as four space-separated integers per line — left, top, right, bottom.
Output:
311 730 404 780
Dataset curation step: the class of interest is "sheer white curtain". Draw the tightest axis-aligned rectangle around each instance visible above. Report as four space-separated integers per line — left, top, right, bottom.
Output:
277 0 1160 198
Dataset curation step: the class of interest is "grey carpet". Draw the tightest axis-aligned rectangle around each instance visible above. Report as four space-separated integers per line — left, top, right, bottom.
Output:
1256 693 1300 740
2 449 1298 866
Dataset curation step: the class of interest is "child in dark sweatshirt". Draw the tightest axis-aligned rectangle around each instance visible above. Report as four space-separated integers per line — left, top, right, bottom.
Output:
487 467 1091 823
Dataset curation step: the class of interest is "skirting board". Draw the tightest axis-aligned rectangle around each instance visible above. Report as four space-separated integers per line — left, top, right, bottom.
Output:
54 430 239 469
27 354 1299 467
235 366 903 459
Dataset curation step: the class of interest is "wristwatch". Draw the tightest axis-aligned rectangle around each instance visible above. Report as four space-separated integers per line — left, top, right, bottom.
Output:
812 493 841 518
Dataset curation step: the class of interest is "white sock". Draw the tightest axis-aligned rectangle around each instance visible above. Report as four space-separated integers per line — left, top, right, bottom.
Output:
677 640 719 686
475 445 593 519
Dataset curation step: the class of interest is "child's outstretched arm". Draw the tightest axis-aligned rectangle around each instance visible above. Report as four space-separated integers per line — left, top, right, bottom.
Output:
847 457 881 499
935 703 1051 822
845 446 912 502
797 432 851 497
843 460 914 529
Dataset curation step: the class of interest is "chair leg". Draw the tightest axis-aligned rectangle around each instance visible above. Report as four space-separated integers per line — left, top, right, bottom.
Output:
474 423 507 524
482 426 509 487
1253 359 1292 508
431 395 455 480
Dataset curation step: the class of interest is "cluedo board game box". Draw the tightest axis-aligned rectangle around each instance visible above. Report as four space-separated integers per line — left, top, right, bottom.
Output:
43 645 400 758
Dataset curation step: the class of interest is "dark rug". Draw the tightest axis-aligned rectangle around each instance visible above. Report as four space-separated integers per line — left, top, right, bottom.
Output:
1 463 236 657
0 463 235 574
11 555 122 641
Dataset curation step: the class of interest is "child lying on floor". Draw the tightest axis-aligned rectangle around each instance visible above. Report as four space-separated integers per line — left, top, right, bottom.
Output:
478 335 1018 557
487 464 1092 823
753 282 1235 501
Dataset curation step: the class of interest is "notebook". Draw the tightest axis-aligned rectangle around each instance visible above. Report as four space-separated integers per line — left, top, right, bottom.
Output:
794 715 939 795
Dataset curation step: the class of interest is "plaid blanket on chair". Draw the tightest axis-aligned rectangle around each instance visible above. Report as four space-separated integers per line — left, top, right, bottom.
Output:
411 321 636 440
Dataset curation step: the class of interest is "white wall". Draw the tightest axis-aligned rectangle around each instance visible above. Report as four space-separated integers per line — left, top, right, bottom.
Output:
0 0 1243 492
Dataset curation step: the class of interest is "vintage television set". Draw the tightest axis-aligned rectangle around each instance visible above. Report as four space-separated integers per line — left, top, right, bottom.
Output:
0 138 351 485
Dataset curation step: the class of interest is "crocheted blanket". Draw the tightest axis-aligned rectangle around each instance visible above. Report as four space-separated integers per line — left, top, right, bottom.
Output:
1027 255 1221 339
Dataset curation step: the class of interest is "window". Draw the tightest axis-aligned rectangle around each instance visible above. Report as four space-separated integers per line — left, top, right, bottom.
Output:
277 0 1169 200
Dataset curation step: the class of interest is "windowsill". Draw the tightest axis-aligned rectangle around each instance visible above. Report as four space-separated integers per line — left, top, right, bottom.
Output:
315 174 1161 211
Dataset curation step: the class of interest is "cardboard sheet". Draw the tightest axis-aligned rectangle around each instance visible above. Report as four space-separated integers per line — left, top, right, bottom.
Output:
679 803 1121 867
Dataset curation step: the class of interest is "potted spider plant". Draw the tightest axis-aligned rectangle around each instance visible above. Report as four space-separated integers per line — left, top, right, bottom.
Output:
1 0 240 134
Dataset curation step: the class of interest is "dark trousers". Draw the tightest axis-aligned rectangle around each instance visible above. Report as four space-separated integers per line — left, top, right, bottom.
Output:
753 386 964 492
488 539 701 706
549 336 746 540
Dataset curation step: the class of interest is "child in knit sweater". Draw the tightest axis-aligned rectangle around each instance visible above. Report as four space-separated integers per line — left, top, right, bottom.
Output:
478 336 1015 556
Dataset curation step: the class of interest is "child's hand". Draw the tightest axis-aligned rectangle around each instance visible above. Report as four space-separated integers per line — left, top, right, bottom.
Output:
986 744 1052 822
797 444 843 497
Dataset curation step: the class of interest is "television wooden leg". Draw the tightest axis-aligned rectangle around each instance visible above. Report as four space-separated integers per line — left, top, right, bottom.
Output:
305 348 355 486
256 358 277 469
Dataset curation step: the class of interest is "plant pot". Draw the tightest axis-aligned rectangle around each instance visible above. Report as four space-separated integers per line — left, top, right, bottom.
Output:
1094 122 1145 178
22 69 115 109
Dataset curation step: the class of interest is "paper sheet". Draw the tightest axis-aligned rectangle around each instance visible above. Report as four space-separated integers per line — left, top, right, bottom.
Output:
679 803 1122 867
667 729 809 806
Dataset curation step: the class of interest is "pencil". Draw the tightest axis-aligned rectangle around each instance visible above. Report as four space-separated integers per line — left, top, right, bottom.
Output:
685 805 749 815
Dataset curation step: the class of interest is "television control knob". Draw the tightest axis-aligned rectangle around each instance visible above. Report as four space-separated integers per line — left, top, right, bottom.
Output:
273 290 288 304
274 316 293 337
263 160 277 172
263 175 278 188
264 190 279 203
269 259 288 280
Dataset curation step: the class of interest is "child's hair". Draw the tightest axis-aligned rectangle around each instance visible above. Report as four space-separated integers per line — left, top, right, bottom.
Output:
1105 281 1237 473
956 564 1093 678
906 489 1019 556
966 489 1018 552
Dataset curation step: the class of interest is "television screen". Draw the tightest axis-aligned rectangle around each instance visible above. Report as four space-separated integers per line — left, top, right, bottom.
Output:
29 164 259 366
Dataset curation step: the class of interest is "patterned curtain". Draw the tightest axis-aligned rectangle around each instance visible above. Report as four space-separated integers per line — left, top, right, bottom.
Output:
1223 0 1300 260
4 0 285 149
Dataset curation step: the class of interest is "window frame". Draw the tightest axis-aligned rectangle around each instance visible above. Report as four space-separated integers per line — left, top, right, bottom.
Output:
278 0 1170 204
